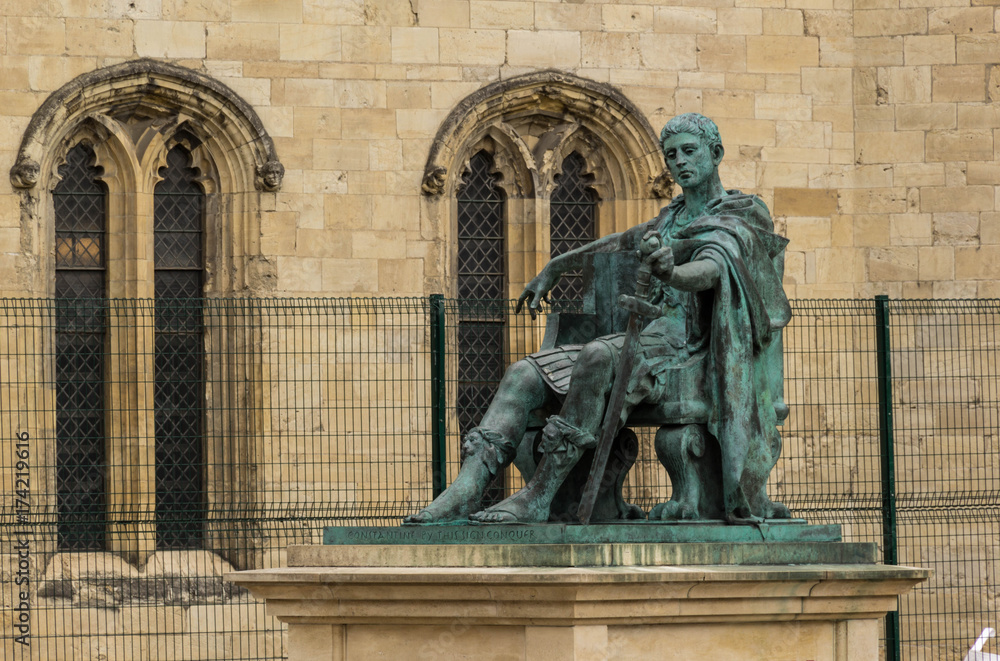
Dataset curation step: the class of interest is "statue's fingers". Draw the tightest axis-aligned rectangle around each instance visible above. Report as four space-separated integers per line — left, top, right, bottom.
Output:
650 246 671 259
516 291 530 313
527 292 545 319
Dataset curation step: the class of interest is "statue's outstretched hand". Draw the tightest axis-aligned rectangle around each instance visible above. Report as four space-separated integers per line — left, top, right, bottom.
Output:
516 269 556 319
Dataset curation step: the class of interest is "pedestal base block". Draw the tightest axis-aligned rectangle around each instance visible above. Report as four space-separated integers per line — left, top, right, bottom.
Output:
229 545 929 661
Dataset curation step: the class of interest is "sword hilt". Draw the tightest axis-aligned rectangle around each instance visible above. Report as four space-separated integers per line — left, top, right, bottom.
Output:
620 231 663 317
633 231 662 301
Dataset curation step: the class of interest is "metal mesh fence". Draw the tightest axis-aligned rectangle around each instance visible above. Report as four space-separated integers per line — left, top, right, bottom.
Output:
0 296 997 660
0 297 433 660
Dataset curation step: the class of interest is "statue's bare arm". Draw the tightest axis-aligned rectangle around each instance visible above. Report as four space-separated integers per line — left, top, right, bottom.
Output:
516 231 628 317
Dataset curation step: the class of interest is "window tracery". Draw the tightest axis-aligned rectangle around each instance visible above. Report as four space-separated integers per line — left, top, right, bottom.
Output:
14 60 282 566
423 70 669 300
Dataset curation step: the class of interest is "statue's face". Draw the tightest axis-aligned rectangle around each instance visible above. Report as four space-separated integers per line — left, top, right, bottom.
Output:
662 132 719 190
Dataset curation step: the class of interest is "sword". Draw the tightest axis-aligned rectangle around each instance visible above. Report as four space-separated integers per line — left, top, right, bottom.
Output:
577 231 664 524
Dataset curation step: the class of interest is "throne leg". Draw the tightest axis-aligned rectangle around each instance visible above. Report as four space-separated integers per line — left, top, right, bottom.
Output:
649 424 725 520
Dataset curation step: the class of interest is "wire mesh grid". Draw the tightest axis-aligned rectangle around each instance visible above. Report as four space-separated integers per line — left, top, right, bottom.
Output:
888 300 1000 661
0 296 996 660
0 297 433 660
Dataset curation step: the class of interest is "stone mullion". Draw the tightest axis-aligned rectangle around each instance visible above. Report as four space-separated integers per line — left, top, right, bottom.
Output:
504 195 548 365
105 184 157 564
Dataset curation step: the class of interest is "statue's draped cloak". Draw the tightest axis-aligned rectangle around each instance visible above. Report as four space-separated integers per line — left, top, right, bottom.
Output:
528 191 790 514
656 192 790 512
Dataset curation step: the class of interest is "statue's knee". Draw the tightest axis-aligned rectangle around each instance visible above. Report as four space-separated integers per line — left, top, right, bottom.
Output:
576 342 613 374
504 359 539 387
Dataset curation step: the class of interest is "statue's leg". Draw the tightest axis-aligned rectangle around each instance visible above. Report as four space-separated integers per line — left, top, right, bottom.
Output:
470 342 613 523
469 415 596 523
403 360 548 524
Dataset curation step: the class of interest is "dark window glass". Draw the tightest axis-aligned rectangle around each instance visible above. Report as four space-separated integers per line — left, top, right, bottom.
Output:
154 146 205 549
549 152 596 304
54 143 107 551
456 151 506 505
457 151 506 302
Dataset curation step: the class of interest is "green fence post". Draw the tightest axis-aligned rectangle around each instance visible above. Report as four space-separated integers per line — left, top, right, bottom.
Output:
875 294 901 661
430 295 448 497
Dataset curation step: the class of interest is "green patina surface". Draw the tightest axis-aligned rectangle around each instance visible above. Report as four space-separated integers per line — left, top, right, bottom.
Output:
310 527 875 567
325 521 841 546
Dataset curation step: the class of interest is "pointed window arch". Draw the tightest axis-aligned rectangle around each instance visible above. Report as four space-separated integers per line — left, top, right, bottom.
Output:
421 70 669 298
549 152 597 304
14 60 283 566
153 145 206 550
54 143 108 551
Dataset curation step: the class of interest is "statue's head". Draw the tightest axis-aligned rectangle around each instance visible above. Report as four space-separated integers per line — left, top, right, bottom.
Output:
659 113 722 156
659 114 724 190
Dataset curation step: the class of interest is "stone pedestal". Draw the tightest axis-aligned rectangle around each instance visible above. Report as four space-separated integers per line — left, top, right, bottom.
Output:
228 537 929 661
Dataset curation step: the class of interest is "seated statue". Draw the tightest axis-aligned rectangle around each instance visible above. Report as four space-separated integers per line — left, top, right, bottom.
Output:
405 113 792 525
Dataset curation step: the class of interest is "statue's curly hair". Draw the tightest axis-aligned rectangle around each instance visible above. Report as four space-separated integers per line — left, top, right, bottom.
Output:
659 113 722 154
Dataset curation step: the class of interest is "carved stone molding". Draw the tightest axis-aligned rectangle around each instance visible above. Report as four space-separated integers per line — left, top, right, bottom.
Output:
421 70 668 201
650 170 674 199
11 58 282 193
421 165 447 195
10 158 39 189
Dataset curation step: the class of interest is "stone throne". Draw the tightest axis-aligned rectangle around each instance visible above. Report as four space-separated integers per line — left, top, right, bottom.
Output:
512 249 791 523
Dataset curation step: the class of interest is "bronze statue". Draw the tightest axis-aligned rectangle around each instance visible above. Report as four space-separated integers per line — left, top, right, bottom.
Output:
405 113 791 526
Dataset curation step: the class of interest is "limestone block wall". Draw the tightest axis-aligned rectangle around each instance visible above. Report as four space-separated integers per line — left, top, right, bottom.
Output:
0 0 995 300
850 3 1000 299
0 2 998 660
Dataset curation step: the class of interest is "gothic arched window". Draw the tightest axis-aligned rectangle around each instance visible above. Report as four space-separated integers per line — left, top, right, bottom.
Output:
549 152 597 304
456 150 507 505
15 59 283 567
53 143 107 551
153 145 205 550
455 150 506 433
423 72 667 506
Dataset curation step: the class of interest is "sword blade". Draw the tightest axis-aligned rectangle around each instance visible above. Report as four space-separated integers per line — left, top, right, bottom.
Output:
576 311 643 524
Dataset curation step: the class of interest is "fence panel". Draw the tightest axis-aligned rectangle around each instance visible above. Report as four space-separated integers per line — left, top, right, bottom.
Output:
888 300 1000 661
0 296 997 660
0 298 433 660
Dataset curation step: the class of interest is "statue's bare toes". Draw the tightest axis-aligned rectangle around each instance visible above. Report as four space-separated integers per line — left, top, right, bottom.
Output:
470 509 518 524
402 510 433 525
649 501 689 521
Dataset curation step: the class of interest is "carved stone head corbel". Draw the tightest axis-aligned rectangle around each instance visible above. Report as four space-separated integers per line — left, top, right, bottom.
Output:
10 157 40 189
256 159 285 192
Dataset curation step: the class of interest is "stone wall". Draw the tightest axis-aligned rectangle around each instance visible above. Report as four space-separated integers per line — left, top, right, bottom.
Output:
0 0 996 300
0 1 998 660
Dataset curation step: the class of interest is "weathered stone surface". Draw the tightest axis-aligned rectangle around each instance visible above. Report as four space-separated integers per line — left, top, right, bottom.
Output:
229 562 928 661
